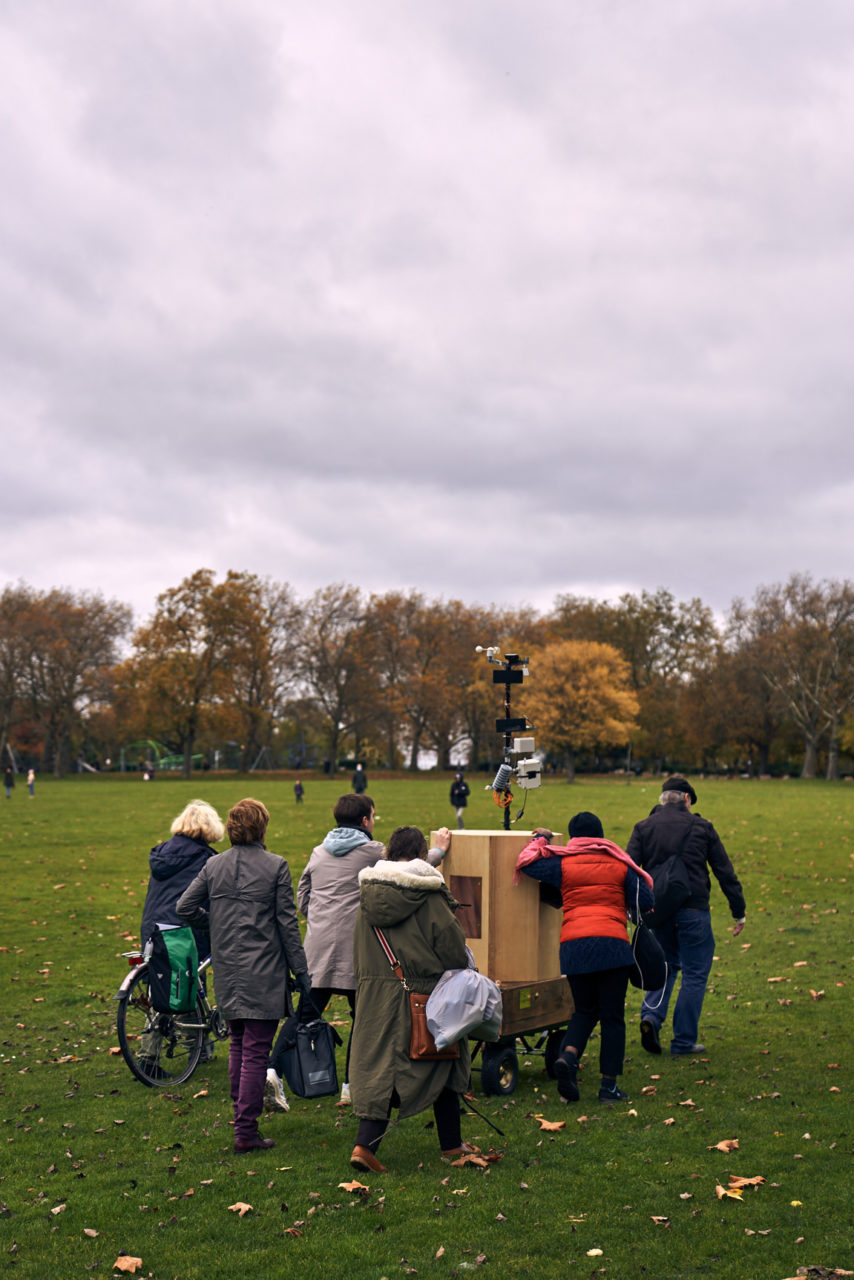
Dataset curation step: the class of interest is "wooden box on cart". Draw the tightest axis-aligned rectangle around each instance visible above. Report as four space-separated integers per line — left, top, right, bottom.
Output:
433 828 568 988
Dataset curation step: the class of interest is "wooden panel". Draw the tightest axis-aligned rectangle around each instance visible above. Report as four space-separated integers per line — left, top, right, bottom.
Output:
435 829 564 985
497 978 574 1035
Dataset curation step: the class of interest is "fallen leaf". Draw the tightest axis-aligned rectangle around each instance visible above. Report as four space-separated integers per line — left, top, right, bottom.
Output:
663 1117 676 1126
679 1099 696 1108
586 1248 603 1257
728 1176 765 1189
193 1089 208 1099
576 1114 589 1123
709 1139 739 1153
650 1216 670 1226
435 1247 445 1258
83 1228 99 1237
679 1193 693 1200
50 1204 66 1216
450 1154 489 1168
536 1118 565 1132
715 1185 743 1201
793 961 808 967
283 1227 302 1237
112 1258 143 1274
767 976 787 983
790 1200 803 1206
452 1188 468 1197
810 989 825 1000
227 1202 253 1217
338 1180 369 1194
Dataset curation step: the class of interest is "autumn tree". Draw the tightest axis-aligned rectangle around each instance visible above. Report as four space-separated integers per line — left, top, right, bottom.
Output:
0 584 35 766
21 589 131 775
218 573 299 771
549 589 718 768
292 584 374 769
729 574 854 778
525 639 639 780
128 569 245 777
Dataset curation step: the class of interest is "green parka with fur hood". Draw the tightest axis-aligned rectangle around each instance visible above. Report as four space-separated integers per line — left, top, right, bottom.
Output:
350 858 471 1120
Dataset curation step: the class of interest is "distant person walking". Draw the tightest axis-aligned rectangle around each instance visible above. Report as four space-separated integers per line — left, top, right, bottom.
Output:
352 764 368 794
294 779 304 805
27 768 35 798
450 771 470 829
4 765 13 799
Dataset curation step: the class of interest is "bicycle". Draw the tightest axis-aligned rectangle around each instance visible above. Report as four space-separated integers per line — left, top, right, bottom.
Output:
115 950 229 1087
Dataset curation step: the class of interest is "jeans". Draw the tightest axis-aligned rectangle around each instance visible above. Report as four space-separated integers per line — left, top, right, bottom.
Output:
641 908 715 1053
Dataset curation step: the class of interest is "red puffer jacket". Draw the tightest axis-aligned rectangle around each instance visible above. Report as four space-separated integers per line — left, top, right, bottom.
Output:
559 852 629 945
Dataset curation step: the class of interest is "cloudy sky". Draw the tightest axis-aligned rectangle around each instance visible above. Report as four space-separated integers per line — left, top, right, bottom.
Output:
3 0 853 628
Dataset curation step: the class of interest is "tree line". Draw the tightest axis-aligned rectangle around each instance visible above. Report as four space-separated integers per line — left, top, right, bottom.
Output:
3 570 854 780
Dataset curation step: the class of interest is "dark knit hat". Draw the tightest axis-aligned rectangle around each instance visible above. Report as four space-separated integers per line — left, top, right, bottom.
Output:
568 811 604 839
662 775 697 805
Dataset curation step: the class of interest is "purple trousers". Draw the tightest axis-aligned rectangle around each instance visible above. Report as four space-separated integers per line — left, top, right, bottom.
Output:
228 1018 278 1142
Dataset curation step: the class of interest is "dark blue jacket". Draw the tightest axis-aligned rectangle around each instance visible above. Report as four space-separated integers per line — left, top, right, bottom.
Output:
140 833 216 957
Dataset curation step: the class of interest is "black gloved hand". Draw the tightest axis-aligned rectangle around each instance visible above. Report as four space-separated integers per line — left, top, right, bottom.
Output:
294 972 321 1023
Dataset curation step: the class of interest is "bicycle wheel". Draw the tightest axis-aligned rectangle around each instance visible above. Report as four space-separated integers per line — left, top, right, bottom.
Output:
117 965 205 1087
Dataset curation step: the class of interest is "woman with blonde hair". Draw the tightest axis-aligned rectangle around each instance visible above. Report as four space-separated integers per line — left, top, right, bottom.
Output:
140 799 224 959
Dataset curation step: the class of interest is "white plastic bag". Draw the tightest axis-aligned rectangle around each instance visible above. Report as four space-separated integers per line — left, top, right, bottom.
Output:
426 951 503 1049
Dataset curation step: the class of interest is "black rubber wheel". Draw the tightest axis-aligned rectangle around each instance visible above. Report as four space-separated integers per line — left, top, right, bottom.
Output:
117 965 204 1087
480 1043 519 1096
544 1029 566 1079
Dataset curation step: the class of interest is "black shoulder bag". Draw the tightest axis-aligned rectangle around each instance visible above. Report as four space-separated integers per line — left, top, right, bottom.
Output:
650 817 696 925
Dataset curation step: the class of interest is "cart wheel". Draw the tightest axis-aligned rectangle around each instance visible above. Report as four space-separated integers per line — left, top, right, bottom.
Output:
544 1029 566 1079
480 1044 519 1096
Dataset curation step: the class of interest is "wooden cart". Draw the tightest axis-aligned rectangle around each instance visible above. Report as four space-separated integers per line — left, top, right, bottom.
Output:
435 828 574 1096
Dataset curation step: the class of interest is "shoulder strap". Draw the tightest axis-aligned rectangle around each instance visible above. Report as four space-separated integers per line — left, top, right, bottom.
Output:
373 926 409 990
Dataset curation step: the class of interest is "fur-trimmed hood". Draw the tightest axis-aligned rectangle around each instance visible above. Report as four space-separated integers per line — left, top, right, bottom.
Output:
358 857 449 929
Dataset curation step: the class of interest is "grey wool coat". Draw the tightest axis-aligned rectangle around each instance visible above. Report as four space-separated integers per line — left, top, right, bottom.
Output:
297 837 385 990
177 842 308 1022
349 858 471 1121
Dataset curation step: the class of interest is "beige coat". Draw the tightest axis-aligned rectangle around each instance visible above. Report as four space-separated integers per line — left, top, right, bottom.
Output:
297 837 385 989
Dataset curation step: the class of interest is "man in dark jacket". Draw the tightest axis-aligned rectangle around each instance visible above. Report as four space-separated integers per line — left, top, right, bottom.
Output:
626 775 746 1058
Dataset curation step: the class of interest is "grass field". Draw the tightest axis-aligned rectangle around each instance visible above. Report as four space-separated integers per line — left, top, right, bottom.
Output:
1 773 852 1280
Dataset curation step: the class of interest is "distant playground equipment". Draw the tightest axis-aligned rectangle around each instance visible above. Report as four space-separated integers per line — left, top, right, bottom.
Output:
119 740 203 772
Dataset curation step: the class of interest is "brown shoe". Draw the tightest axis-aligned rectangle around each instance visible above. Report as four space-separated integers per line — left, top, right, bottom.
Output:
441 1142 481 1160
350 1144 387 1173
234 1135 275 1153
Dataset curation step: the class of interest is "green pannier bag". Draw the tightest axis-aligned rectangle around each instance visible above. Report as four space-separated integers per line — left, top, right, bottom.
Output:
149 925 199 1013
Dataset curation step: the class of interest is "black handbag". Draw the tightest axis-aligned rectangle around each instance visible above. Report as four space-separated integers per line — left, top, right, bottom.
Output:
280 1018 342 1098
629 880 668 991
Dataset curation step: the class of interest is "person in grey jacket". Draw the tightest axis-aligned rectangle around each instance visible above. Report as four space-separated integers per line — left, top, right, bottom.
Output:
293 794 452 1105
177 797 310 1154
296 793 385 1101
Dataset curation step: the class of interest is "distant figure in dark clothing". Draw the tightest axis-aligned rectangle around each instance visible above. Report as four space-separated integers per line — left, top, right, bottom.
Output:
294 779 304 804
4 765 14 799
352 764 367 794
450 771 470 828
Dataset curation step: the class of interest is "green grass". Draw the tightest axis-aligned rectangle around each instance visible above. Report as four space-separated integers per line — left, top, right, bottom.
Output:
1 774 853 1279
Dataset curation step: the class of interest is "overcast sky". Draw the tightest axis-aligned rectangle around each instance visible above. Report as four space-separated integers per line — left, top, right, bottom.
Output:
3 0 853 629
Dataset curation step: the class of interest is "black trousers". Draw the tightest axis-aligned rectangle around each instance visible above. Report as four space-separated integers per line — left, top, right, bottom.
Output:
311 987 356 1083
356 1087 461 1153
565 966 632 1077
